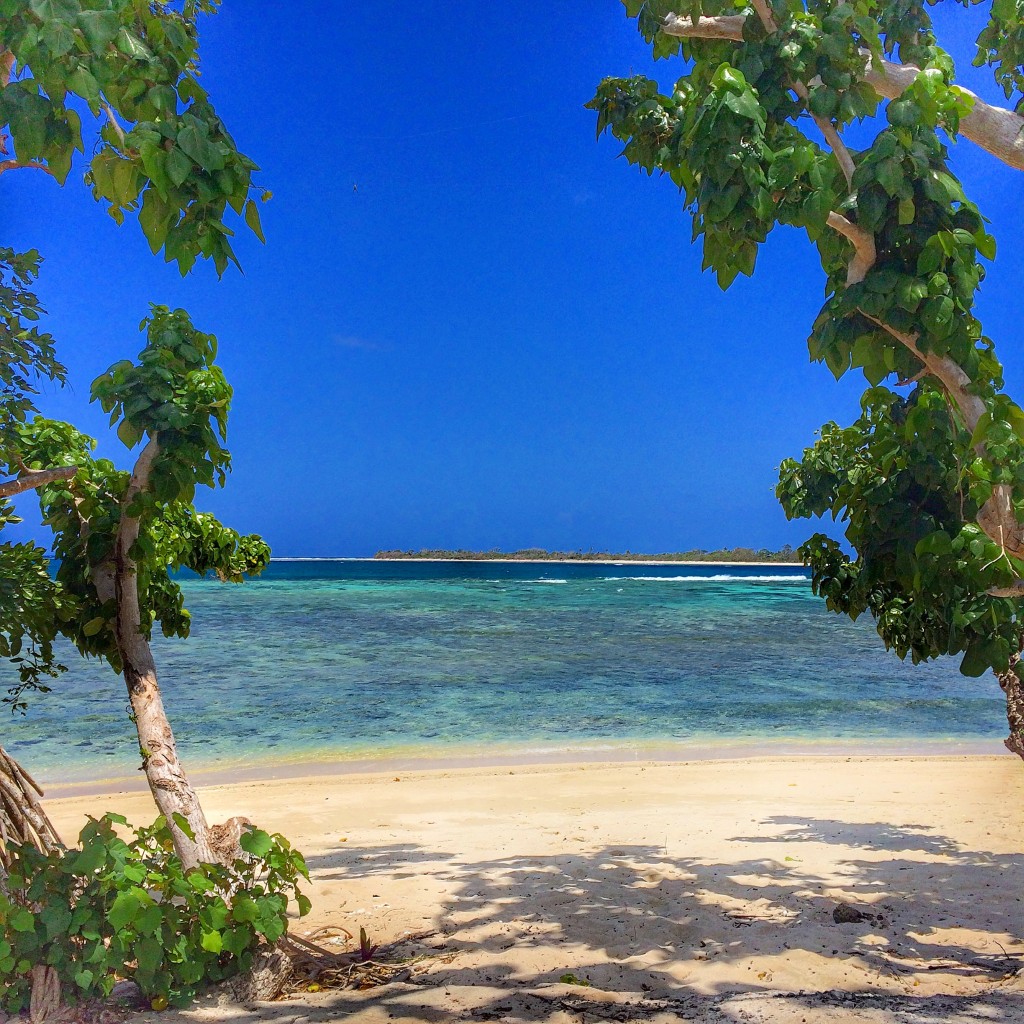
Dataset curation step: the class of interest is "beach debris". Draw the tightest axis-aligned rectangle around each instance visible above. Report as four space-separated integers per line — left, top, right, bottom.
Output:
0 747 62 882
832 903 866 924
832 902 886 926
272 928 453 998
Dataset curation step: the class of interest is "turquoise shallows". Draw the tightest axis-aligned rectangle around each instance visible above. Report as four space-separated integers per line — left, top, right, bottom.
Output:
6 560 1006 782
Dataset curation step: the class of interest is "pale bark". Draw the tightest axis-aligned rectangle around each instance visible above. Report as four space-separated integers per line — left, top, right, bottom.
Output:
0 466 76 498
658 13 1024 173
996 659 1024 760
113 435 215 869
826 212 876 285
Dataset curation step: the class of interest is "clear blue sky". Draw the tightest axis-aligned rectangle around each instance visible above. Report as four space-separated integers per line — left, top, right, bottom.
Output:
8 2 1024 556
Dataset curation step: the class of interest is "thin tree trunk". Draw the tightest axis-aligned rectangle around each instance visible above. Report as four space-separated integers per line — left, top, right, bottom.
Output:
997 660 1024 762
114 436 215 869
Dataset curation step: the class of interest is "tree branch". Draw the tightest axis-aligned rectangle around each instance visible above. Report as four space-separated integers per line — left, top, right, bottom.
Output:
123 434 160 513
0 159 54 178
863 57 1024 172
858 312 1024 559
102 103 127 150
826 211 876 284
0 466 76 499
661 13 746 40
654 9 1024 559
658 13 1024 173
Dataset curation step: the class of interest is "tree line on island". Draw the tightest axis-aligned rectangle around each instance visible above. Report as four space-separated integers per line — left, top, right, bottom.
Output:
374 545 799 563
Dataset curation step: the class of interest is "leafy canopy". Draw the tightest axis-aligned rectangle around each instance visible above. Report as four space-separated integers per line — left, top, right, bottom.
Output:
591 0 1024 683
1 0 267 275
11 306 270 677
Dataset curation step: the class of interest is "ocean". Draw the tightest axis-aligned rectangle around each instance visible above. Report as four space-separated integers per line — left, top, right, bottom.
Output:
4 560 1008 784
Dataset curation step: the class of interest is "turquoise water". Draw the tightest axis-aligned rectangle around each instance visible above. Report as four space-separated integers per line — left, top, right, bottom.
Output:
4 560 1009 783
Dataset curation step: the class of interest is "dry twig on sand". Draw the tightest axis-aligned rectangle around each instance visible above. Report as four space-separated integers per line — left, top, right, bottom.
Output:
275 928 454 997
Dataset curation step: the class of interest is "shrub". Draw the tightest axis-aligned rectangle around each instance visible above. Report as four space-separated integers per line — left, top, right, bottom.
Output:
0 813 310 1010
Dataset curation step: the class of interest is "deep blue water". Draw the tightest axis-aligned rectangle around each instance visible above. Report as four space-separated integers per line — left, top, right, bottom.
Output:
4 560 1008 783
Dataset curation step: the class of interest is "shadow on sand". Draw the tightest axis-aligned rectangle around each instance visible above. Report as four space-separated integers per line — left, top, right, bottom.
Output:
250 815 1024 1022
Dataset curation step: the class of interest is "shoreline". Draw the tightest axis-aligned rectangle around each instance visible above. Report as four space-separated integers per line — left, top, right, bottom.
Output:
40 735 1009 799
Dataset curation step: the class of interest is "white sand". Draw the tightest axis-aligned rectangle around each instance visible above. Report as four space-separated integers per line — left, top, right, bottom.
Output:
44 755 1024 1023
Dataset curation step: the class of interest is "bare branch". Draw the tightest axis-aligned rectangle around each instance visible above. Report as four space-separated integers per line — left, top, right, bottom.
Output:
864 57 1024 172
749 0 778 33
826 211 877 284
123 434 160 510
0 466 76 499
658 12 1024 173
0 159 54 178
661 13 745 40
858 312 1024 558
102 103 127 150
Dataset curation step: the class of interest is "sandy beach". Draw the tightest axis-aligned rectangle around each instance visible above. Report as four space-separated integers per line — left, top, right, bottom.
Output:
43 754 1024 1023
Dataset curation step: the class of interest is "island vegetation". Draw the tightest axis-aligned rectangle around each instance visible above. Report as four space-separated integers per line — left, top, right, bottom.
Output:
375 545 800 563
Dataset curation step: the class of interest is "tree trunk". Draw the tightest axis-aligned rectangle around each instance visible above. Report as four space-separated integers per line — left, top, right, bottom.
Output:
114 436 215 869
119 649 216 869
997 661 1024 762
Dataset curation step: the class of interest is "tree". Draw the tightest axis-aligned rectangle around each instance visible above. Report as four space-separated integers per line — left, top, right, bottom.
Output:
1 0 270 864
590 0 1024 756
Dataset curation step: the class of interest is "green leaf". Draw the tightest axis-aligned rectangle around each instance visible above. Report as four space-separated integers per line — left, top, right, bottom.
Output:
116 419 144 449
875 159 904 197
721 89 762 121
76 10 119 53
29 0 80 18
165 146 192 187
177 122 225 172
107 891 142 931
244 199 265 243
961 638 1003 677
231 895 259 923
200 929 223 953
239 828 273 858
171 812 195 840
42 20 77 57
82 616 105 636
9 908 35 932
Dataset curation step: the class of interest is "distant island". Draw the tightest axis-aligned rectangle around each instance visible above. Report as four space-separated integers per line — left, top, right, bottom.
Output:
374 546 801 563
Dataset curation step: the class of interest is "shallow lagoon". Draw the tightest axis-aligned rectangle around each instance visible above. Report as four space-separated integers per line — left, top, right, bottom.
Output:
6 560 1007 783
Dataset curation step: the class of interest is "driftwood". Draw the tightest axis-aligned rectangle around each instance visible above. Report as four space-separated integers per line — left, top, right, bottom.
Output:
0 745 61 878
0 748 63 1021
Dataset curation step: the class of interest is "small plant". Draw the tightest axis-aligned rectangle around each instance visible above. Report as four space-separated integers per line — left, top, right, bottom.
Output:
0 813 310 1011
357 927 379 962
559 972 591 987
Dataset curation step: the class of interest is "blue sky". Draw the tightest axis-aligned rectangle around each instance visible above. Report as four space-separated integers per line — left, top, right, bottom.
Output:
8 2 1024 556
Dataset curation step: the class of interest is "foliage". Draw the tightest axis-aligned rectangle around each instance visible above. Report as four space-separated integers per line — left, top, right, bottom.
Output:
0 247 64 457
0 0 267 275
0 248 69 708
0 813 310 1010
592 1 1024 694
11 305 270 674
779 384 1022 676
